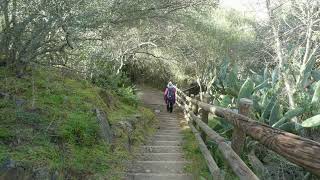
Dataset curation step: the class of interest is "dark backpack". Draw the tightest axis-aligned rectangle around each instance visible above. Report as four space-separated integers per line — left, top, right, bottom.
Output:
167 87 175 101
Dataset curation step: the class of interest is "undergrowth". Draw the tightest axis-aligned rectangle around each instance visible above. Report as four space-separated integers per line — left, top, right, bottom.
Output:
182 128 212 180
0 66 156 179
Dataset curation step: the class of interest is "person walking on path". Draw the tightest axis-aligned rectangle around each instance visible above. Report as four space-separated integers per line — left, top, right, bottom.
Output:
164 81 176 113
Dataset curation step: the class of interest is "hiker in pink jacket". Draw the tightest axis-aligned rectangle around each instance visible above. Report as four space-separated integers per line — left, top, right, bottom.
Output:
164 82 176 113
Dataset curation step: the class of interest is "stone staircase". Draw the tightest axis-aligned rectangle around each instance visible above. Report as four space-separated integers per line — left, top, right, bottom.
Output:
125 90 193 180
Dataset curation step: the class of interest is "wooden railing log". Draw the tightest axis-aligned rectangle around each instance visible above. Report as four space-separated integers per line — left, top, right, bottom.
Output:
189 112 259 180
176 89 320 176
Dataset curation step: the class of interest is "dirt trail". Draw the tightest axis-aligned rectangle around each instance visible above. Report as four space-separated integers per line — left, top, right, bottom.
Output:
126 87 192 180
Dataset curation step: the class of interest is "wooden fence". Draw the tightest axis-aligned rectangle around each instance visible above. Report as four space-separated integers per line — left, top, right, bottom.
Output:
176 87 320 180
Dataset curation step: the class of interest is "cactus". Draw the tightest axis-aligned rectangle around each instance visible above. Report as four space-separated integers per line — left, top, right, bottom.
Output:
269 101 282 126
261 93 269 109
226 65 240 96
238 77 254 101
301 114 320 128
311 70 320 81
263 67 268 80
271 68 279 85
261 94 277 121
297 57 317 89
278 122 303 134
272 107 304 128
218 58 229 83
254 80 269 92
252 95 261 113
219 95 232 108
311 81 320 105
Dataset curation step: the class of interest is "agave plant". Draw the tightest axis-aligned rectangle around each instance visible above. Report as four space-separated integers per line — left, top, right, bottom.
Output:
209 62 320 135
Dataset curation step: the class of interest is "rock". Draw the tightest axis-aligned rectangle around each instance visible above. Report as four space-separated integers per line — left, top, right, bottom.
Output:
0 92 9 99
0 158 16 171
15 98 26 107
95 109 113 144
32 168 50 180
0 158 30 180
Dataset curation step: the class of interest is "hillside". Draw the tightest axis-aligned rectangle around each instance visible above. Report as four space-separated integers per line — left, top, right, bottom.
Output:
0 66 157 179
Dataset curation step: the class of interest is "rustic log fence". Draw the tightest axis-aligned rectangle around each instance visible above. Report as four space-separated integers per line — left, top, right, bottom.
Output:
175 87 320 179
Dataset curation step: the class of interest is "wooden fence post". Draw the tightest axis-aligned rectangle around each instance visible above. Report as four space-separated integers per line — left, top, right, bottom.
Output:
201 94 210 142
190 94 198 115
231 98 253 155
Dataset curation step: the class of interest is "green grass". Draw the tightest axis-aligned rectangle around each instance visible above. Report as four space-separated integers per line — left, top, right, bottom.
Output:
0 66 157 178
182 128 212 180
181 117 242 180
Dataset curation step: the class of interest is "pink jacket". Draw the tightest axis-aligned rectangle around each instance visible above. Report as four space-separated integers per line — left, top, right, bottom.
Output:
164 87 176 104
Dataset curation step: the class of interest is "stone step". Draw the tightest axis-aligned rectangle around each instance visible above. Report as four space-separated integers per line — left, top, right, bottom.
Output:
141 146 182 153
125 173 193 180
158 127 181 131
147 140 182 146
151 135 183 141
158 117 177 120
159 117 178 119
159 120 178 122
157 130 182 134
137 153 185 161
128 161 190 174
159 125 180 128
154 133 183 137
159 122 180 125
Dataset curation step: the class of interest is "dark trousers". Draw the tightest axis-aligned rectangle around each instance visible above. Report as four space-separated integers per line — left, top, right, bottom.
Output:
167 102 174 113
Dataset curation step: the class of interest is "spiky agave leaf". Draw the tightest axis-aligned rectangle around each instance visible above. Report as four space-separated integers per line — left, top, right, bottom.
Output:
272 107 304 128
261 94 277 122
238 77 254 101
269 101 282 126
302 114 320 128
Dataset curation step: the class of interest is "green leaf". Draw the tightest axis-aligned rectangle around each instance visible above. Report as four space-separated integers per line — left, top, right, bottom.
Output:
261 94 277 121
279 122 295 132
263 67 268 80
302 114 320 128
226 65 240 93
269 102 281 126
220 95 232 108
260 93 269 109
279 122 299 134
253 80 269 92
272 107 304 128
311 81 320 105
252 95 261 113
271 68 279 85
218 58 229 83
311 70 320 81
238 77 254 100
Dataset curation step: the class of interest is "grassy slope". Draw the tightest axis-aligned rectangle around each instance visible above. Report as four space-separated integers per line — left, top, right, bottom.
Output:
0 66 156 179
